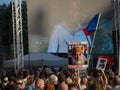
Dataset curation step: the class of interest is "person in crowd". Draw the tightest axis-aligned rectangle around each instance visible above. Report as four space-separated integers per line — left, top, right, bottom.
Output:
35 78 45 90
58 73 68 90
112 76 120 90
0 78 2 90
1 64 120 90
81 77 88 90
24 76 35 90
40 65 48 79
1 77 9 90
4 76 16 90
72 76 82 90
62 69 73 85
47 74 58 90
23 70 30 85
15 78 25 90
91 69 108 90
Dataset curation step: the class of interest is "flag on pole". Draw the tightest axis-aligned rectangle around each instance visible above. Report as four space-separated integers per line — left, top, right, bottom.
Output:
83 13 101 35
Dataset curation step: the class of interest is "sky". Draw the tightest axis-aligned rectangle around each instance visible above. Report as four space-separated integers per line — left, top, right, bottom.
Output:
0 0 11 5
0 0 24 5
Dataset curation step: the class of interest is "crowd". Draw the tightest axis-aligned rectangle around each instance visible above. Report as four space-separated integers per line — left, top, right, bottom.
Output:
0 65 120 90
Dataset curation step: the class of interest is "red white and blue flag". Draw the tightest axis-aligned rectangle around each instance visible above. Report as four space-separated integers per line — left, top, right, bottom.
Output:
83 13 101 36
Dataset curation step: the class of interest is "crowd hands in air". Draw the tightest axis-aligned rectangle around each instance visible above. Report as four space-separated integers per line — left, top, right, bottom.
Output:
0 65 120 90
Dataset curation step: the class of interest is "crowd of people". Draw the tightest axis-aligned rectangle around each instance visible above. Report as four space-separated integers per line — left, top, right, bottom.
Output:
0 65 119 90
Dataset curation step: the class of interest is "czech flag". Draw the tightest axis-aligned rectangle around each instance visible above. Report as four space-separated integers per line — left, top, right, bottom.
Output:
83 13 101 36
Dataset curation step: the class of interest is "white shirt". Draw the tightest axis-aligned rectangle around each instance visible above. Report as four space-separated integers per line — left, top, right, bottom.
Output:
47 23 91 53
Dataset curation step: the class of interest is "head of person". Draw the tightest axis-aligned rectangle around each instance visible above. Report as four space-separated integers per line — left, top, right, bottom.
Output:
112 76 120 86
26 76 35 86
3 77 9 83
16 78 24 90
49 74 58 84
72 46 84 64
81 77 88 85
35 78 45 90
66 0 81 23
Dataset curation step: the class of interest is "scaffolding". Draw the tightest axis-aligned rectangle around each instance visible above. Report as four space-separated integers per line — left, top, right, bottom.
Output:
112 0 120 74
12 0 24 71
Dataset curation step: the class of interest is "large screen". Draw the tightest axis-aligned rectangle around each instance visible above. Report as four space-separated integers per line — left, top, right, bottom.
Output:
26 0 113 54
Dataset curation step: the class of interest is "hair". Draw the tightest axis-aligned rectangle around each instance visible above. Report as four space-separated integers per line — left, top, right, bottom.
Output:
35 78 44 86
72 46 84 55
23 70 29 78
81 77 88 85
58 73 66 83
95 76 105 90
49 74 58 84
112 76 120 86
26 76 35 86
9 76 16 83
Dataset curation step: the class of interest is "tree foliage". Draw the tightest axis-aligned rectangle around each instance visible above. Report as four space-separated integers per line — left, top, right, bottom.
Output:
0 1 28 60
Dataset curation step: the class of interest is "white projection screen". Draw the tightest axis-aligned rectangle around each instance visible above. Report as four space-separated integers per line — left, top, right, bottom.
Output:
26 0 113 54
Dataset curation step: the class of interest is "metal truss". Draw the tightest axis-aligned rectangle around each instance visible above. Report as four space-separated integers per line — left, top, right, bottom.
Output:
12 0 24 71
112 0 120 74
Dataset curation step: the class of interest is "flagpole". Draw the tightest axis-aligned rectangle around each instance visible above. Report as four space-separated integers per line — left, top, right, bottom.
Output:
87 30 97 68
90 31 96 55
87 13 101 68
87 31 97 69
